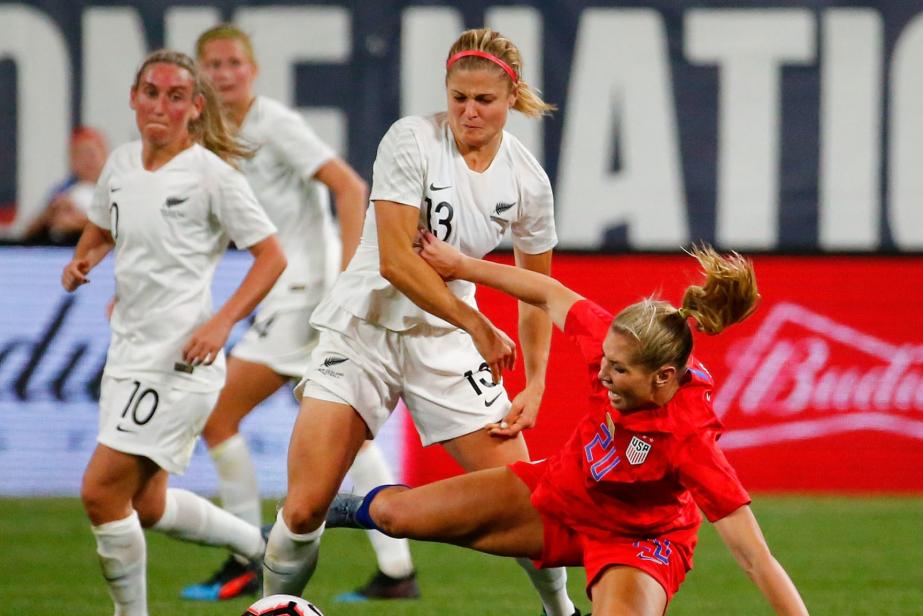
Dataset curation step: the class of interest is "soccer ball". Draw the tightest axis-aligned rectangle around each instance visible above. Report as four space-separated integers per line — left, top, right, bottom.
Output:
243 594 324 616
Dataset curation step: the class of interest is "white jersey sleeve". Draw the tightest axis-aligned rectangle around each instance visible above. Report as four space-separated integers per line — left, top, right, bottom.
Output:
209 161 277 249
510 147 557 255
87 143 134 230
87 164 111 229
369 117 428 208
261 101 335 181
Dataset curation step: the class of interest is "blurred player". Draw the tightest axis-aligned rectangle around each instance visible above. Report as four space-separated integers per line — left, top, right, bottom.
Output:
61 49 286 616
329 235 810 616
26 127 108 244
263 28 578 616
180 24 419 602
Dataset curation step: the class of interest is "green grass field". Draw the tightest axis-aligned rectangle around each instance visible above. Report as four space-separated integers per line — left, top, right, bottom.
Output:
1 496 920 615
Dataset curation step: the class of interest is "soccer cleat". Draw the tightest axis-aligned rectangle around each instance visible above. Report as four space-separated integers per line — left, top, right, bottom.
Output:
325 493 365 528
180 554 260 601
333 569 421 602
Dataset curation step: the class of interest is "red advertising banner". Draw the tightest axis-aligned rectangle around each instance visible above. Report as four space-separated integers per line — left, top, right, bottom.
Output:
403 254 923 493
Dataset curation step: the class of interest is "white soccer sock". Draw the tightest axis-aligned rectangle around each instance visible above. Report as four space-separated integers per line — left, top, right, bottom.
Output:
211 434 262 564
263 510 324 596
210 434 262 528
349 443 415 579
91 511 148 616
516 559 575 616
151 488 264 561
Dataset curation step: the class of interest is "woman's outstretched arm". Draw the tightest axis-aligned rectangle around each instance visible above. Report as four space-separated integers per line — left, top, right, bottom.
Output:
419 230 583 331
713 506 809 615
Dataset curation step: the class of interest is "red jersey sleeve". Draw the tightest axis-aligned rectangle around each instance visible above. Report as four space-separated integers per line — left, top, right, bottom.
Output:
675 429 751 522
563 300 613 390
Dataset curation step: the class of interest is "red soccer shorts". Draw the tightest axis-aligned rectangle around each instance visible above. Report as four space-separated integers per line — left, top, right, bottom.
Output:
510 459 697 601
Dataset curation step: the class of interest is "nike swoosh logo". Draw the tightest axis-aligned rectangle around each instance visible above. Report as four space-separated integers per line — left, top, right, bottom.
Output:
165 196 188 207
484 392 503 407
116 425 136 433
110 186 122 192
323 357 349 367
429 183 451 191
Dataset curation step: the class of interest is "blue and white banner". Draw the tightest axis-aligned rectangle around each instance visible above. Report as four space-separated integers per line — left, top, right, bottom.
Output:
0 247 405 496
2 1 922 251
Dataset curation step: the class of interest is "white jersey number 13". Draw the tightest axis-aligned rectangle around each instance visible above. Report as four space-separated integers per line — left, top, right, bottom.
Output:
424 197 454 241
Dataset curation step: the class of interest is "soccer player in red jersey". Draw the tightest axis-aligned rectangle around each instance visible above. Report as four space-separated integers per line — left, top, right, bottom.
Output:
326 232 809 616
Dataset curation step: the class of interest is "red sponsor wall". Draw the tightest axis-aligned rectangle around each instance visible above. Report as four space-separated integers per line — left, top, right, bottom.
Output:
403 254 923 493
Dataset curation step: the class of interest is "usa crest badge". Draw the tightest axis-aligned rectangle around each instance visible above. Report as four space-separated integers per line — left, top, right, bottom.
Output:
626 435 652 465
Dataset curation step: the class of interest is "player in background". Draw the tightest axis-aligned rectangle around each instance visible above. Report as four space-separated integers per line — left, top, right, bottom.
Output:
61 50 286 616
263 28 579 616
180 24 420 603
327 234 810 616
25 126 108 245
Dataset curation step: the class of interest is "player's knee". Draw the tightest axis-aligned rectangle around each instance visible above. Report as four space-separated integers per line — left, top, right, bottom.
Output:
80 482 105 521
284 499 327 534
131 498 164 529
369 490 411 538
134 508 161 528
80 479 119 525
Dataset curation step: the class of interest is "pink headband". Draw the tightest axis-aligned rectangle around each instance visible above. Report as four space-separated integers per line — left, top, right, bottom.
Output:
446 50 518 83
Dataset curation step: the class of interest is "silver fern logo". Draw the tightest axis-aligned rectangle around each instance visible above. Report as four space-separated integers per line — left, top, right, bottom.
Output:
494 201 516 215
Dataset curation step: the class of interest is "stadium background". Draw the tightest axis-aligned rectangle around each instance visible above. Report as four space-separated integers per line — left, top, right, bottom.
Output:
2 0 922 499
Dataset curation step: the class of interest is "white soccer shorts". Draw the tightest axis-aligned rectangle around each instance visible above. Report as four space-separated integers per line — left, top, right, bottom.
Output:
97 376 219 474
231 306 320 379
296 315 511 445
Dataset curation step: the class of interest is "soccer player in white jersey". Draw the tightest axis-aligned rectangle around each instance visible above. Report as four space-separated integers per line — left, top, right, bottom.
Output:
60 50 286 616
178 24 419 602
263 28 580 616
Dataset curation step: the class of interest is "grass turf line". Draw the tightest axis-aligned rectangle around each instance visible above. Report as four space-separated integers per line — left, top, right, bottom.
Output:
0 496 920 615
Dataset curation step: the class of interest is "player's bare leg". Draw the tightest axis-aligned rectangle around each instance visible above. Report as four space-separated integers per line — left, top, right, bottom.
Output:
82 445 161 616
441 427 531 471
82 444 159 525
203 358 289 448
441 430 577 616
263 397 368 596
368 466 544 557
590 566 667 616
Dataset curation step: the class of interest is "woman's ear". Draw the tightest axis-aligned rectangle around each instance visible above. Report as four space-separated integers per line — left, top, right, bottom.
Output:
654 365 676 387
191 92 205 121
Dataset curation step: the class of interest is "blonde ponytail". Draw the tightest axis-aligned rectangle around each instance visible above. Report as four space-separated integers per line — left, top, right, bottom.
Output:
611 244 760 371
680 245 760 335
